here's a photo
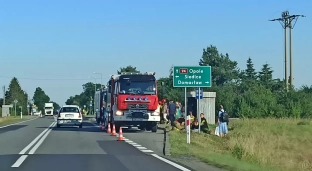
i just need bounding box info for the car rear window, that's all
[60,107,79,113]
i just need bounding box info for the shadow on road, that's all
[0,125,27,134]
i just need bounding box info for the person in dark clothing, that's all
[168,100,177,129]
[191,118,199,131]
[200,113,210,134]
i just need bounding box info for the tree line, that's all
[66,45,312,118]
[0,77,60,115]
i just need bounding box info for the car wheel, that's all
[79,124,82,128]
[57,124,60,128]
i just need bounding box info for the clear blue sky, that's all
[0,0,311,105]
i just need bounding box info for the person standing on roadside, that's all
[168,100,177,130]
[218,105,228,137]
[175,102,181,118]
[162,102,168,124]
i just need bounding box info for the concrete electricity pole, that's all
[269,11,305,91]
[2,86,5,105]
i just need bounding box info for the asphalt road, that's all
[0,116,191,171]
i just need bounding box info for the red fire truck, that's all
[107,72,160,132]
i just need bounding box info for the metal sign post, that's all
[89,103,92,115]
[184,87,187,130]
[196,88,203,133]
[27,104,30,115]
[13,99,18,116]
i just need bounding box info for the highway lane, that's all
[0,116,54,170]
[0,118,190,171]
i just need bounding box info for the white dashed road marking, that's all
[136,146,147,150]
[132,144,142,147]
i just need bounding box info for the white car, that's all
[57,105,83,128]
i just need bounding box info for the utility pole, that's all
[2,86,5,105]
[269,11,305,91]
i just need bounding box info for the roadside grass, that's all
[169,118,312,171]
[0,116,34,127]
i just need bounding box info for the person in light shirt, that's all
[218,105,228,137]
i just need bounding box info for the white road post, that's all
[20,106,23,119]
[186,115,190,144]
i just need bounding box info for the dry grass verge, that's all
[0,116,33,126]
[169,118,312,171]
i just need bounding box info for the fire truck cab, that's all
[108,72,160,132]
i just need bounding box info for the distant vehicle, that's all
[57,105,83,128]
[44,103,54,116]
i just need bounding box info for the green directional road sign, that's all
[173,66,212,87]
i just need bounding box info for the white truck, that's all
[44,103,54,116]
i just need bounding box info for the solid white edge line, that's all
[11,155,28,168]
[28,122,56,154]
[151,154,191,171]
[0,117,38,129]
[18,122,55,154]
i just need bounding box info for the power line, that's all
[0,75,94,81]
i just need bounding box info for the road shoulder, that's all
[0,116,38,128]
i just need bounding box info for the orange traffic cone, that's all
[107,123,111,133]
[111,124,116,136]
[118,127,124,141]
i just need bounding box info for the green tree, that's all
[244,57,257,80]
[33,87,50,112]
[117,65,140,74]
[5,77,28,115]
[65,95,80,106]
[258,63,273,88]
[64,82,101,109]
[199,45,240,86]
[51,101,60,110]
